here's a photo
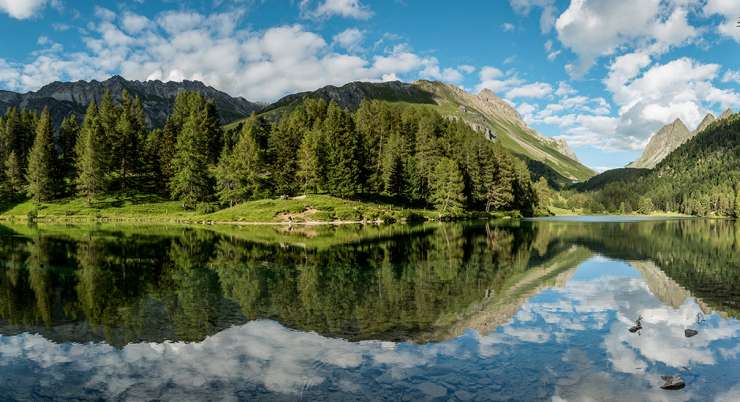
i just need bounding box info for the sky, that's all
[0,0,738,170]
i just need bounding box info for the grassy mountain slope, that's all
[226,80,595,185]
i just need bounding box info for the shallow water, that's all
[0,218,738,401]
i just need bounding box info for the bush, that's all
[196,202,219,214]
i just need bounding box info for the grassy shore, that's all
[0,194,515,224]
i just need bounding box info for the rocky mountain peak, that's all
[627,118,691,169]
[719,108,733,119]
[694,113,716,134]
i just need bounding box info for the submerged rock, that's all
[629,325,642,333]
[660,376,685,390]
[685,329,698,338]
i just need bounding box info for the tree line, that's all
[0,90,541,215]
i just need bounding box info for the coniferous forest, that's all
[0,90,541,217]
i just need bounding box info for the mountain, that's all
[627,110,734,169]
[239,80,594,184]
[574,112,739,217]
[627,118,692,169]
[0,76,261,128]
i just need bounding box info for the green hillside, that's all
[226,80,595,186]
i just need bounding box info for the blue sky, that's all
[0,0,739,170]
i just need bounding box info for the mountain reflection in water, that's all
[0,218,737,401]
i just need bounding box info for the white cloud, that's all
[505,82,552,99]
[0,0,47,19]
[509,0,557,33]
[458,64,476,74]
[501,23,515,32]
[332,28,364,52]
[722,70,740,84]
[301,0,373,20]
[704,0,740,42]
[555,0,699,77]
[0,10,461,102]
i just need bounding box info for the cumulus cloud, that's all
[722,70,740,85]
[301,0,373,20]
[0,0,48,19]
[501,22,515,32]
[555,0,699,77]
[704,0,740,42]
[0,10,457,102]
[505,82,552,99]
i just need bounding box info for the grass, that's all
[0,194,502,224]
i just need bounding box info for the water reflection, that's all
[0,219,738,400]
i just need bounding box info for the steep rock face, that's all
[0,76,261,127]
[694,113,716,135]
[628,118,692,169]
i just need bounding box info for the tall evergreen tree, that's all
[382,131,407,198]
[4,151,23,196]
[57,115,80,194]
[297,128,324,194]
[324,102,361,197]
[430,157,465,216]
[75,102,106,204]
[214,122,262,206]
[170,110,211,208]
[26,108,55,203]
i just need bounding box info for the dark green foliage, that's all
[170,110,212,209]
[26,108,56,202]
[215,121,263,206]
[75,102,106,204]
[0,90,540,216]
[430,158,465,216]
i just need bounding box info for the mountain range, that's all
[0,76,261,128]
[627,109,733,169]
[0,76,593,184]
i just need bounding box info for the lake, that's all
[0,217,738,401]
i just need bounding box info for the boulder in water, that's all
[685,329,698,338]
[660,376,685,390]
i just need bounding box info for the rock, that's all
[684,329,698,338]
[660,376,685,390]
[629,325,642,333]
[416,382,447,399]
[454,390,473,401]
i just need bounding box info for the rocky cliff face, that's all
[0,76,261,128]
[628,118,692,169]
[628,109,734,169]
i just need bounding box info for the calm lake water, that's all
[0,218,738,401]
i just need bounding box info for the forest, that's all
[559,113,740,218]
[0,90,542,217]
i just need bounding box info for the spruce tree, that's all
[382,131,406,198]
[57,115,80,194]
[26,108,55,203]
[430,158,465,216]
[297,129,324,194]
[75,102,106,205]
[4,151,23,196]
[170,110,211,209]
[215,122,262,206]
[734,182,740,219]
[324,102,361,197]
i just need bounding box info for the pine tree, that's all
[215,122,262,206]
[382,131,406,198]
[26,108,55,203]
[170,110,211,209]
[734,182,740,219]
[430,158,465,216]
[324,102,361,197]
[297,129,324,194]
[57,115,80,194]
[113,91,138,191]
[75,102,106,205]
[4,151,23,196]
